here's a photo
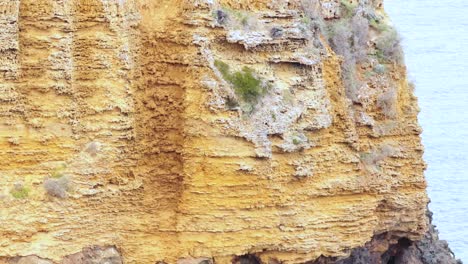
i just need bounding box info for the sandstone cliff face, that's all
[0,0,445,263]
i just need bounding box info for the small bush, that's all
[214,60,230,77]
[301,0,321,20]
[8,137,19,145]
[327,16,369,61]
[10,183,29,199]
[270,27,284,38]
[44,176,71,198]
[214,60,265,104]
[377,88,398,119]
[342,64,360,102]
[220,8,259,31]
[327,20,359,100]
[351,16,369,63]
[373,64,386,74]
[328,21,352,58]
[340,0,358,18]
[292,138,300,145]
[230,68,263,102]
[327,15,369,102]
[375,29,403,63]
[225,96,239,110]
[216,9,228,25]
[300,0,325,35]
[369,18,388,32]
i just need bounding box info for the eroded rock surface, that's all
[309,211,462,264]
[0,0,458,263]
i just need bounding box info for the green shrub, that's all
[10,184,29,199]
[214,60,230,77]
[292,138,300,145]
[340,0,358,18]
[214,60,265,104]
[271,112,277,121]
[369,18,388,32]
[229,67,262,102]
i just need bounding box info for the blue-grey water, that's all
[386,1,468,261]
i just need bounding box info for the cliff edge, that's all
[0,0,461,263]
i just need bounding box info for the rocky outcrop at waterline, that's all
[311,210,461,264]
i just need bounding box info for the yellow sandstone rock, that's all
[0,0,429,263]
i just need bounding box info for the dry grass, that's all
[301,0,321,20]
[217,8,261,31]
[44,176,71,198]
[351,16,369,63]
[300,0,325,35]
[375,29,403,63]
[326,14,369,102]
[377,88,398,119]
[361,145,397,172]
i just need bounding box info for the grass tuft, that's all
[51,163,67,178]
[10,184,29,199]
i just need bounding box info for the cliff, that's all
[0,0,460,263]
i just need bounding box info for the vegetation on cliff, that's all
[214,60,266,106]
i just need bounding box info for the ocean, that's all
[385,0,468,261]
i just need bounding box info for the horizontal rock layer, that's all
[0,0,445,263]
